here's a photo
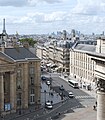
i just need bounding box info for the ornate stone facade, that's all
[0,48,41,115]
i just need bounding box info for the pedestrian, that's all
[58,112,61,115]
[51,92,53,96]
[93,105,96,110]
[96,101,97,107]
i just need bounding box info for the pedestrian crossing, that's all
[75,95,95,99]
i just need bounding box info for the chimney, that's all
[23,42,29,49]
[13,43,20,52]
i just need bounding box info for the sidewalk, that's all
[0,80,63,120]
[59,75,97,120]
[61,106,97,120]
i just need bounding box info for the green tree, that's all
[19,38,37,47]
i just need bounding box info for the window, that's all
[30,95,35,104]
[17,93,21,106]
[31,77,34,85]
[17,69,21,77]
[17,80,21,89]
[31,88,34,94]
[30,67,34,74]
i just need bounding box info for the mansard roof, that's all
[74,44,96,52]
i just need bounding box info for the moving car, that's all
[46,80,51,85]
[68,92,74,98]
[45,101,53,109]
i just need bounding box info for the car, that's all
[41,76,46,81]
[59,85,64,90]
[46,80,51,85]
[45,101,53,109]
[68,92,74,98]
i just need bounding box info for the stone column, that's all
[0,73,4,112]
[97,78,105,120]
[10,71,16,112]
[34,61,41,105]
[23,63,28,108]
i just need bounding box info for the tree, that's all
[19,38,37,47]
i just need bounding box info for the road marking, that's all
[75,96,94,99]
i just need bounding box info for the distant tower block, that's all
[63,30,67,40]
[102,31,104,36]
[71,29,75,38]
[2,18,6,35]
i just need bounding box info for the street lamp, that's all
[44,90,46,105]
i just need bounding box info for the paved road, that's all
[61,106,97,120]
[52,75,96,105]
[1,72,96,120]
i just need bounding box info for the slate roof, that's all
[74,44,96,52]
[4,47,40,61]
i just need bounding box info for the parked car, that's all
[68,92,74,98]
[41,76,46,81]
[59,85,64,90]
[45,101,53,109]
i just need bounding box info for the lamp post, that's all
[44,90,46,105]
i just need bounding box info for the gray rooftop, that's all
[74,44,96,52]
[4,47,40,61]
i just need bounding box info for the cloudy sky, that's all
[0,0,105,34]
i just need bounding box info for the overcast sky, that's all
[0,0,105,34]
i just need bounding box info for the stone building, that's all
[0,46,41,115]
[69,44,96,89]
[40,39,74,74]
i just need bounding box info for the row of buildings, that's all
[36,30,105,91]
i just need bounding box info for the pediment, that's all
[0,57,14,65]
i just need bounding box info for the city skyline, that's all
[0,0,105,35]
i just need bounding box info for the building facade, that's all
[69,44,96,89]
[37,39,74,74]
[0,46,41,115]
